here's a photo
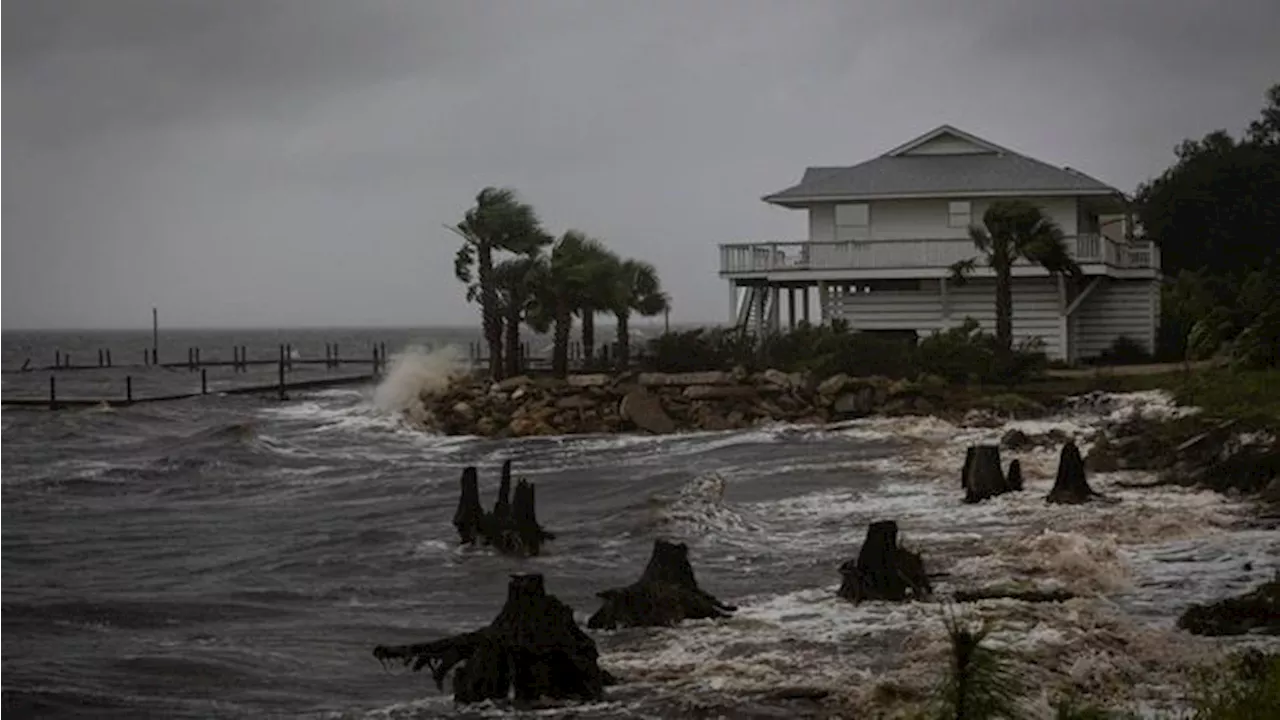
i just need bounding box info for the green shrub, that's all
[1188,649,1280,719]
[641,319,1048,384]
[1091,335,1154,366]
[640,327,754,372]
[1229,305,1280,370]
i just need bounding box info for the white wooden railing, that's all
[718,234,1159,274]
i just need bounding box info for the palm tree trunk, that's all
[994,264,1013,351]
[477,243,505,379]
[616,311,631,370]
[504,300,522,378]
[552,301,572,378]
[581,306,595,368]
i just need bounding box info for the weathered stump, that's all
[452,462,556,557]
[373,573,613,704]
[587,539,736,629]
[1006,459,1024,492]
[453,466,486,544]
[962,445,1015,503]
[838,520,932,603]
[1046,441,1105,504]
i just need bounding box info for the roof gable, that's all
[764,124,1119,205]
[884,125,1009,157]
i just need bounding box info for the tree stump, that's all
[587,539,736,630]
[373,573,613,704]
[451,462,556,557]
[1046,441,1105,504]
[453,466,486,545]
[838,520,932,603]
[962,444,1016,503]
[1006,459,1024,492]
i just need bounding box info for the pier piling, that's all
[201,369,208,395]
[49,376,57,410]
[126,376,133,404]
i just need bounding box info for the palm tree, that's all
[493,254,546,378]
[576,246,622,369]
[949,200,1082,351]
[608,258,669,369]
[527,231,607,377]
[449,187,549,379]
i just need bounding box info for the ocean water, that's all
[3,329,1279,719]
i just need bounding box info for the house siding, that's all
[1070,278,1159,359]
[805,196,1079,243]
[824,277,1065,359]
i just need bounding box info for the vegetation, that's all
[1140,85,1280,367]
[449,187,669,379]
[641,318,1047,386]
[949,200,1082,352]
[922,611,1280,720]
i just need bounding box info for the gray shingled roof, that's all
[765,133,1118,205]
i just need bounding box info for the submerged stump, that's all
[962,445,1017,503]
[1006,459,1024,492]
[587,539,736,630]
[373,573,613,704]
[1046,441,1108,504]
[838,520,932,603]
[451,461,556,557]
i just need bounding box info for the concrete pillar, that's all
[728,281,739,325]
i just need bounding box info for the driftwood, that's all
[962,445,1019,503]
[587,539,736,629]
[838,520,932,603]
[373,573,614,704]
[1046,441,1109,504]
[452,461,555,556]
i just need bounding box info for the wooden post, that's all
[788,287,797,329]
[106,349,112,367]
[126,376,133,404]
[144,349,149,366]
[194,348,200,368]
[49,376,56,410]
[286,344,293,370]
[187,347,193,370]
[278,358,286,401]
[55,350,61,368]
[98,349,104,367]
[325,343,332,368]
[66,353,71,368]
[372,346,379,373]
[332,344,338,369]
[152,307,159,366]
[201,369,208,395]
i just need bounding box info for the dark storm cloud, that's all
[4,0,1278,329]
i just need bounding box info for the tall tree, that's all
[527,231,608,377]
[493,254,547,378]
[577,247,622,369]
[1135,84,1280,279]
[949,201,1082,351]
[608,258,669,369]
[450,188,549,380]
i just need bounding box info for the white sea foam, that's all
[371,344,469,419]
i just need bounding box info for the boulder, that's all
[495,375,533,392]
[1177,579,1280,636]
[637,371,732,387]
[832,387,878,417]
[817,373,850,396]
[555,395,596,410]
[620,388,676,434]
[567,374,612,388]
[682,385,758,400]
[452,401,476,422]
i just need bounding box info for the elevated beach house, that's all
[720,125,1160,362]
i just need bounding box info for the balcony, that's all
[718,234,1159,276]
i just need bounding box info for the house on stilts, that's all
[720,124,1161,362]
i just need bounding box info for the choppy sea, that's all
[3,328,1278,718]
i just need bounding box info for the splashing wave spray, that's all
[372,345,469,421]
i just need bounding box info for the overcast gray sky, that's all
[4,0,1278,330]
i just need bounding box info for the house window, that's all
[835,203,869,241]
[948,201,972,228]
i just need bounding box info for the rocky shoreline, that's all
[407,369,1053,438]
